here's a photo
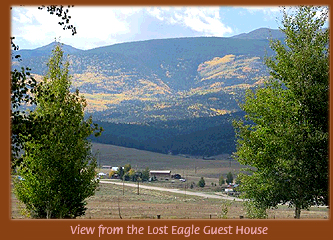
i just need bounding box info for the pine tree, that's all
[198,177,205,188]
[226,172,233,185]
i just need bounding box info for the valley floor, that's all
[11,144,329,219]
[11,181,329,220]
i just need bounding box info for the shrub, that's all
[198,177,205,188]
[219,175,225,186]
[243,200,267,219]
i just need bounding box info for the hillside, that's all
[91,142,238,176]
[90,111,245,156]
[13,33,278,123]
[231,27,285,40]
[11,29,280,156]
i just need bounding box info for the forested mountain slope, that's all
[12,28,282,156]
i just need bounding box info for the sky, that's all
[11,6,291,50]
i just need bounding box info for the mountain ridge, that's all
[12,28,279,123]
[231,27,285,39]
[11,28,281,156]
[17,27,282,51]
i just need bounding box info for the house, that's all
[102,165,112,169]
[97,172,107,179]
[224,184,241,196]
[149,170,171,180]
[111,167,120,171]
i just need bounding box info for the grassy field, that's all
[11,143,329,219]
[92,142,241,180]
[11,181,329,219]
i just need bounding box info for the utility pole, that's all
[122,176,124,195]
[135,172,142,195]
[137,180,140,195]
[96,149,100,168]
[184,171,186,202]
[184,182,186,202]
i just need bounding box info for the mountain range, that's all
[12,28,283,156]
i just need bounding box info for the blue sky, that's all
[11,6,287,50]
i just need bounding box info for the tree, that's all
[226,172,233,185]
[233,6,329,219]
[13,45,102,219]
[123,163,132,173]
[124,169,135,181]
[219,175,225,186]
[37,5,77,35]
[11,5,77,169]
[109,170,116,178]
[243,200,267,219]
[220,200,232,219]
[198,177,205,188]
[142,167,150,181]
[117,166,124,179]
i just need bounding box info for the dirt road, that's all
[100,180,243,201]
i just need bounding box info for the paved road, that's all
[100,180,243,202]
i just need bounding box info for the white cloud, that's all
[241,6,281,22]
[11,6,234,49]
[11,6,140,49]
[146,7,165,21]
[243,6,281,14]
[12,9,32,24]
[11,7,67,46]
[70,7,129,40]
[145,7,233,36]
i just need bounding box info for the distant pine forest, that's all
[90,111,246,157]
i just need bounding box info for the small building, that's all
[111,167,120,172]
[102,165,112,169]
[97,172,107,179]
[150,170,171,180]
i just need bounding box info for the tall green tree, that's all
[233,6,329,219]
[14,45,102,219]
[142,167,150,181]
[226,172,233,184]
[219,175,225,186]
[11,5,76,168]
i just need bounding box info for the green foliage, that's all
[124,168,135,181]
[123,164,132,173]
[92,111,244,156]
[219,175,225,186]
[198,177,205,188]
[226,172,233,184]
[11,5,77,168]
[117,166,124,179]
[13,45,102,219]
[10,47,37,168]
[235,178,241,185]
[109,170,116,178]
[243,200,267,219]
[233,6,329,219]
[219,200,232,219]
[142,167,150,181]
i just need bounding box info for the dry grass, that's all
[92,143,241,179]
[11,143,329,220]
[11,182,329,220]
